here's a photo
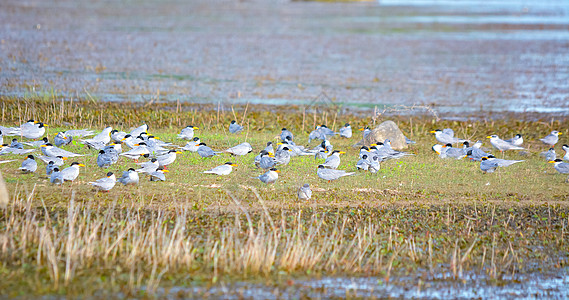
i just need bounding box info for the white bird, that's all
[224,142,252,156]
[19,155,37,173]
[64,129,95,137]
[59,162,85,182]
[38,155,67,166]
[81,127,112,149]
[203,162,237,175]
[136,158,159,174]
[563,144,569,161]
[356,155,370,171]
[430,129,467,145]
[119,143,150,161]
[504,134,523,146]
[0,145,36,155]
[317,165,355,182]
[253,168,280,184]
[229,120,243,134]
[88,172,116,191]
[197,143,220,158]
[360,126,371,139]
[540,131,562,146]
[549,159,569,174]
[22,137,49,148]
[321,150,345,169]
[118,168,139,186]
[156,150,181,168]
[20,120,47,139]
[339,123,352,138]
[40,143,83,157]
[150,169,169,181]
[130,124,149,138]
[541,148,556,162]
[487,135,524,152]
[110,130,127,143]
[54,132,73,147]
[280,128,293,142]
[50,168,64,184]
[177,126,198,140]
[297,184,312,200]
[179,137,201,152]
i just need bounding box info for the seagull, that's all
[118,168,139,185]
[203,162,237,175]
[252,168,280,184]
[360,126,371,139]
[320,150,345,169]
[504,134,523,146]
[178,126,199,140]
[179,137,201,152]
[224,142,252,156]
[339,123,352,138]
[20,120,47,139]
[297,184,312,200]
[487,135,524,152]
[150,169,169,181]
[50,168,64,184]
[88,172,116,192]
[59,162,85,183]
[280,128,293,142]
[229,120,243,134]
[540,131,562,146]
[19,155,37,173]
[130,124,148,138]
[197,143,220,158]
[136,158,159,174]
[81,127,112,149]
[317,165,355,182]
[54,132,73,147]
[430,129,467,145]
[549,159,569,174]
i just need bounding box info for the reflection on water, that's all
[0,0,568,117]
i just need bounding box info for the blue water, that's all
[1,0,568,116]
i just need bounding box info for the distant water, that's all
[0,0,568,116]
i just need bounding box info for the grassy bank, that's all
[0,96,568,297]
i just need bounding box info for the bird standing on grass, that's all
[540,131,562,146]
[88,172,116,192]
[317,165,355,182]
[59,162,85,183]
[321,150,345,169]
[297,184,312,200]
[549,159,569,174]
[178,126,199,140]
[487,135,524,152]
[203,162,237,175]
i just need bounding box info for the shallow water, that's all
[146,269,569,299]
[0,0,568,116]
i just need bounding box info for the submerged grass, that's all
[0,96,568,297]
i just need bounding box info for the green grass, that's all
[0,96,568,297]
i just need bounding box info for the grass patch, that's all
[0,96,568,296]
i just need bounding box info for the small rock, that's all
[353,120,408,150]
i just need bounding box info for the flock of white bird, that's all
[1,119,568,200]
